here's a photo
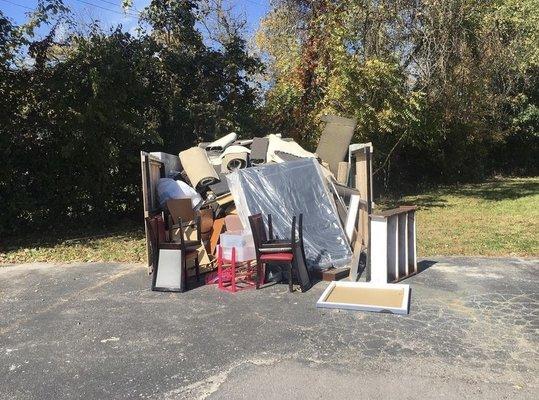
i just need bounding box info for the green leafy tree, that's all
[257,0,538,190]
[0,0,263,235]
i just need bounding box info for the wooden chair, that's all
[146,216,200,292]
[248,213,300,292]
[170,215,202,249]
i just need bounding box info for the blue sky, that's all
[0,0,269,38]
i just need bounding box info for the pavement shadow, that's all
[417,260,438,273]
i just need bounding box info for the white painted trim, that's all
[407,211,417,275]
[345,195,360,242]
[397,213,408,279]
[370,218,388,284]
[387,215,398,282]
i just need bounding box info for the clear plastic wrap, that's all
[227,159,352,270]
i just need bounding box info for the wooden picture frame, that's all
[316,281,410,315]
[152,249,185,292]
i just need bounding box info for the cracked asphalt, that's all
[0,257,537,399]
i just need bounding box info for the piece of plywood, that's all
[166,199,195,224]
[225,215,244,232]
[313,266,350,282]
[316,115,356,175]
[326,286,403,308]
[336,161,349,185]
[210,218,226,255]
[348,237,363,282]
[200,208,214,235]
[316,281,410,314]
[355,152,368,247]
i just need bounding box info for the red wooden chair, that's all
[248,213,300,292]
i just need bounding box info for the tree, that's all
[0,0,263,235]
[256,0,538,190]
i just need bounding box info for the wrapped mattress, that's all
[227,158,352,270]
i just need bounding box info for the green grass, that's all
[1,177,537,264]
[0,221,147,264]
[378,176,539,257]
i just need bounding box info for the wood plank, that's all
[376,205,418,218]
[210,218,226,255]
[355,152,368,247]
[348,236,363,281]
[345,195,360,242]
[397,213,408,279]
[407,210,417,275]
[313,266,351,281]
[370,217,388,284]
[387,215,398,282]
[336,161,349,185]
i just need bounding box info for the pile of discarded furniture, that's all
[141,115,417,314]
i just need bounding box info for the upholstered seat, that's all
[260,252,294,262]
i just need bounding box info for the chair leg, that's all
[288,263,293,292]
[195,257,200,283]
[256,261,263,289]
[182,260,188,292]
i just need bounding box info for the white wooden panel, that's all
[345,195,361,242]
[407,211,417,275]
[370,217,388,284]
[387,215,398,282]
[397,213,408,279]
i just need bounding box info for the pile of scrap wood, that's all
[140,115,375,280]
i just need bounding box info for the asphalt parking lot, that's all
[1,257,537,399]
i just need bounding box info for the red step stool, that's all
[216,246,259,293]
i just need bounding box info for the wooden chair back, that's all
[248,213,267,259]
